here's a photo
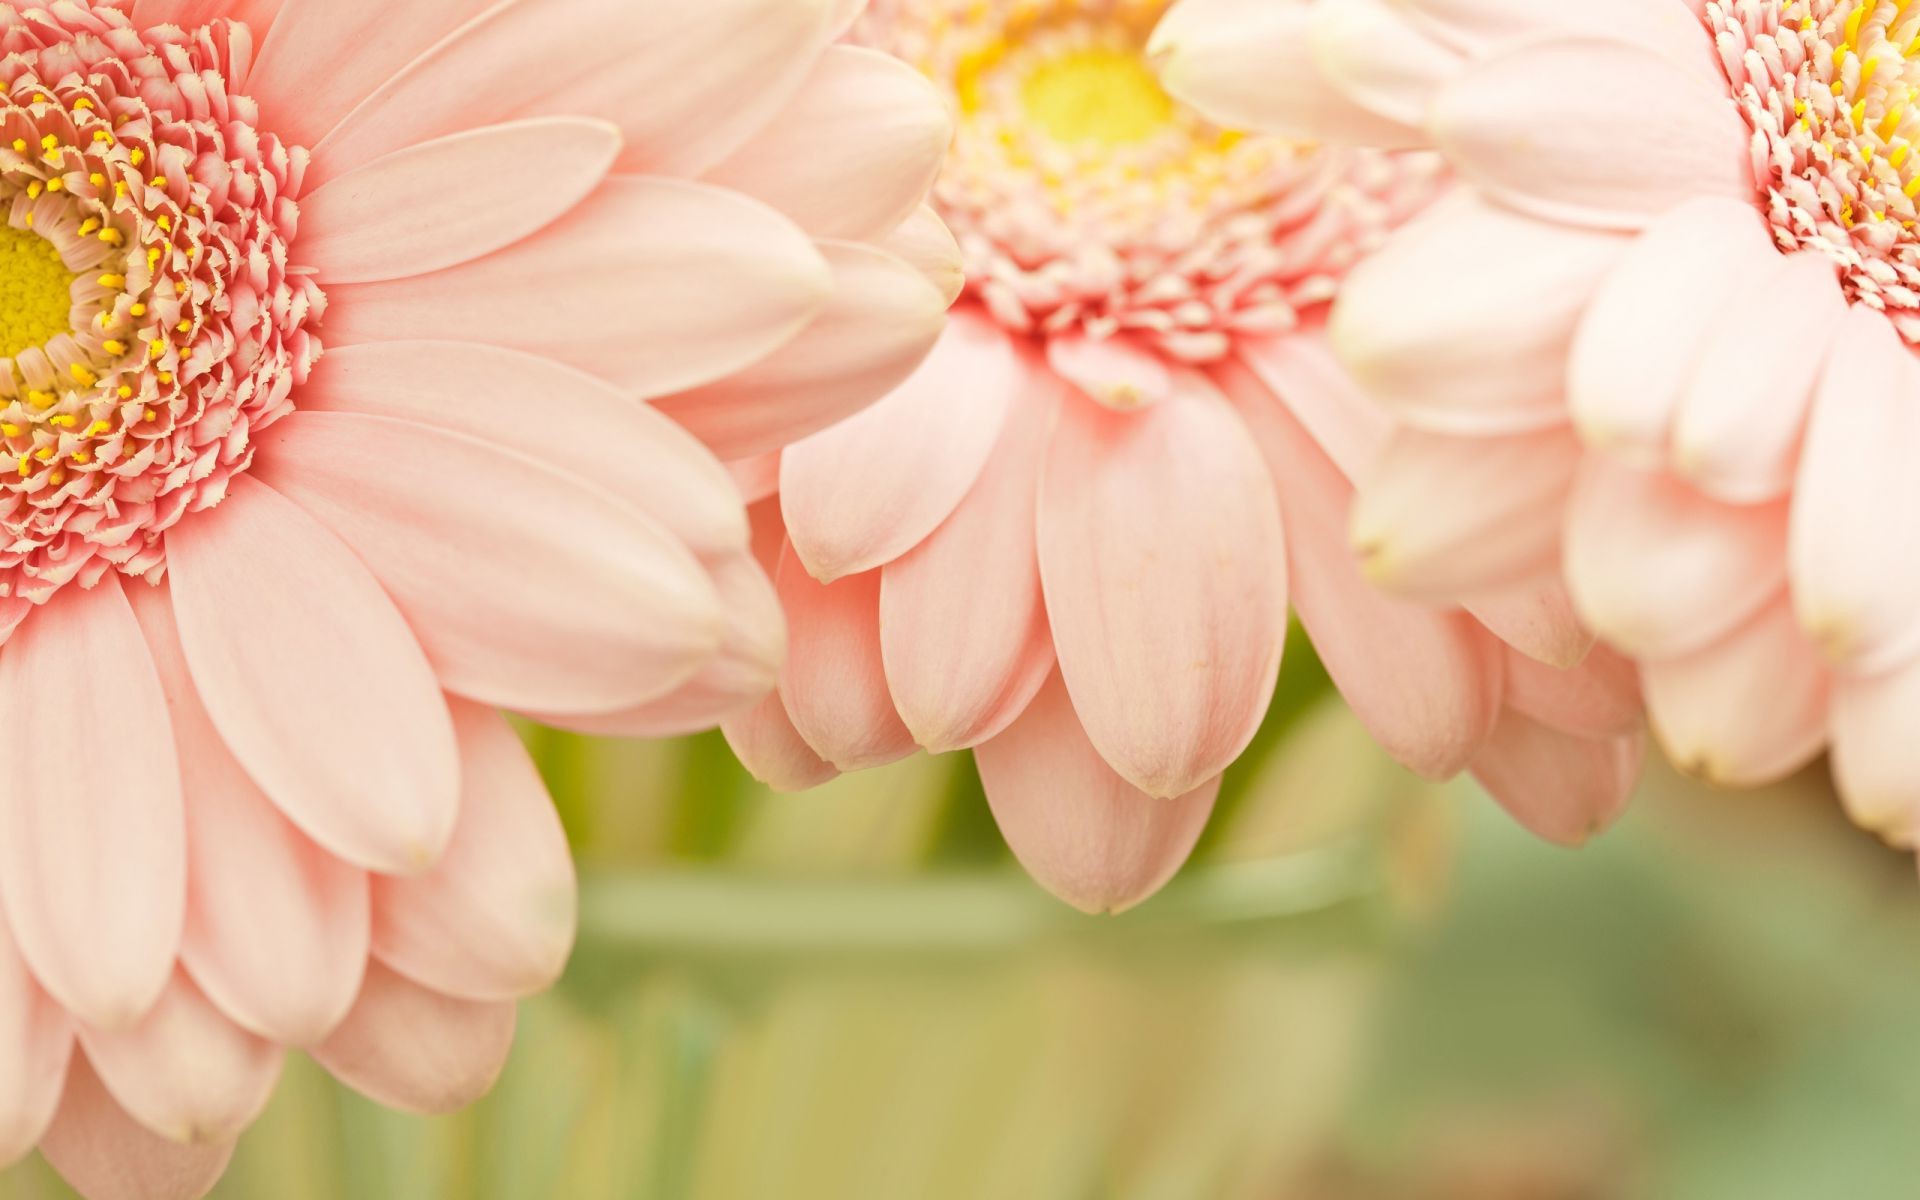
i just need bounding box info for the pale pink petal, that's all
[311,0,839,183]
[1045,333,1173,410]
[1038,377,1287,798]
[311,963,516,1116]
[723,694,841,794]
[255,412,723,717]
[1672,252,1846,502]
[1232,334,1390,483]
[658,239,951,461]
[704,46,950,241]
[0,577,182,1030]
[299,118,621,286]
[774,547,917,773]
[294,341,748,560]
[1351,425,1581,602]
[881,375,1059,753]
[1151,0,1427,147]
[244,0,494,152]
[1434,38,1751,229]
[1832,653,1920,840]
[0,918,70,1169]
[1465,583,1595,671]
[1307,0,1466,128]
[324,177,832,400]
[542,549,784,739]
[875,205,965,305]
[1502,645,1643,742]
[1397,0,1717,75]
[1568,197,1778,466]
[1471,714,1643,847]
[1331,193,1627,435]
[38,1057,234,1200]
[374,702,575,1003]
[780,312,1018,582]
[1237,378,1501,780]
[165,476,460,876]
[730,452,784,506]
[1790,307,1920,672]
[1643,593,1829,788]
[132,0,285,35]
[125,584,369,1050]
[1564,457,1786,660]
[976,673,1219,915]
[80,971,280,1147]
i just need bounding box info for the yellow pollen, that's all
[67,364,94,387]
[0,225,77,358]
[1020,46,1175,146]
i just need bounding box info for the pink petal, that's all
[373,701,577,1003]
[1568,197,1777,466]
[657,239,950,461]
[310,0,837,183]
[1232,333,1391,483]
[300,118,621,286]
[1045,333,1173,410]
[722,502,841,792]
[132,0,285,35]
[1397,0,1717,75]
[1465,583,1595,671]
[1038,376,1287,799]
[311,963,516,1116]
[0,577,182,1030]
[976,672,1219,914]
[1672,252,1845,502]
[875,205,965,305]
[542,549,785,739]
[1351,425,1581,602]
[255,412,722,717]
[1307,0,1466,128]
[780,312,1018,582]
[294,341,748,560]
[1331,193,1627,435]
[165,476,460,876]
[774,547,917,773]
[1151,0,1427,147]
[324,177,832,399]
[1564,457,1786,660]
[1471,713,1643,847]
[1643,593,1829,788]
[243,0,489,151]
[704,46,950,241]
[79,971,280,1147]
[0,918,70,1168]
[1789,307,1920,672]
[880,377,1058,753]
[723,695,841,794]
[1433,37,1752,229]
[1832,652,1920,841]
[1502,644,1643,741]
[125,584,369,1050]
[1238,378,1501,780]
[37,1057,234,1200]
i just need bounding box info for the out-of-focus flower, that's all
[0,0,950,1195]
[1152,0,1920,833]
[724,0,1645,915]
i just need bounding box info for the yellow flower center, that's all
[1020,45,1175,145]
[0,224,74,360]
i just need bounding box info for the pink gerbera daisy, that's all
[1154,0,1920,835]
[0,0,950,1194]
[723,0,1646,915]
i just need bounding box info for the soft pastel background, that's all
[5,638,1915,1200]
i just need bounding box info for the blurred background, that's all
[7,637,1919,1200]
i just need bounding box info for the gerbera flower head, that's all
[1151,0,1920,838]
[726,0,1646,915]
[0,1,951,1195]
